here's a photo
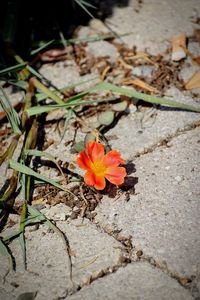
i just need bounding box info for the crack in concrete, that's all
[66,247,132,296]
[76,256,130,290]
[134,119,200,158]
[83,219,200,299]
[137,252,200,299]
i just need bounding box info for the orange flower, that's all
[77,141,127,190]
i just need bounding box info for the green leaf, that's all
[0,86,21,134]
[60,109,74,142]
[92,82,200,113]
[26,97,116,116]
[59,30,67,48]
[31,77,64,105]
[98,110,114,126]
[89,120,100,129]
[26,66,44,81]
[0,62,27,76]
[19,203,27,269]
[73,141,85,153]
[0,238,13,271]
[84,133,96,145]
[76,0,97,9]
[8,80,28,90]
[112,101,128,112]
[74,0,95,18]
[23,149,64,178]
[35,76,98,102]
[9,159,74,196]
[30,39,55,56]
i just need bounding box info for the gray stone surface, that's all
[39,60,81,89]
[86,40,119,63]
[0,218,122,300]
[68,262,193,300]
[105,107,200,161]
[39,59,100,93]
[95,127,200,282]
[107,0,200,54]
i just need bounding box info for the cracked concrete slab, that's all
[95,127,200,287]
[0,218,122,300]
[39,60,100,92]
[105,105,200,161]
[67,262,193,300]
[107,0,200,54]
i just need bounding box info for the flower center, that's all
[91,160,106,176]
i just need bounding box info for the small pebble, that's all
[175,175,184,183]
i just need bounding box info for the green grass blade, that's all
[30,40,55,56]
[0,238,13,271]
[59,30,67,48]
[92,82,200,112]
[0,62,27,76]
[79,0,97,9]
[26,97,116,116]
[9,159,74,195]
[31,77,64,105]
[60,109,74,142]
[19,203,27,269]
[8,80,28,90]
[3,231,22,242]
[26,66,44,80]
[23,149,64,178]
[3,216,42,243]
[74,0,95,18]
[0,86,22,134]
[35,76,98,102]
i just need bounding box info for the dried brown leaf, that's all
[122,78,160,94]
[185,70,200,90]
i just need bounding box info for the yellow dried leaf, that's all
[185,70,200,90]
[122,78,160,94]
[171,33,187,61]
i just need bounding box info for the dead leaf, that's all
[40,46,73,62]
[122,78,160,94]
[185,70,200,89]
[32,198,47,205]
[192,56,200,65]
[118,58,133,69]
[79,256,99,269]
[101,65,111,80]
[171,33,187,61]
[127,52,155,64]
[193,29,200,44]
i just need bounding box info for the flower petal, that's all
[86,141,104,163]
[104,150,125,167]
[77,151,91,170]
[105,166,127,186]
[84,170,96,186]
[84,171,106,190]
